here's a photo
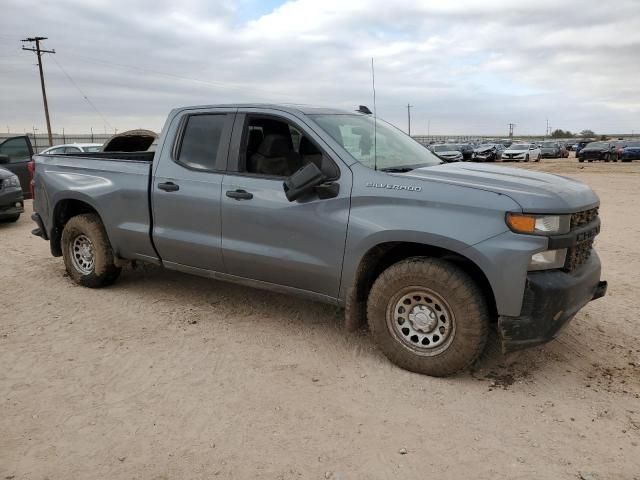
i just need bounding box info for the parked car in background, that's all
[540,141,561,158]
[621,141,640,162]
[0,166,24,222]
[578,142,618,162]
[472,143,504,162]
[101,129,158,152]
[611,141,628,160]
[454,143,474,161]
[558,143,570,158]
[574,140,592,158]
[40,143,103,155]
[430,144,463,162]
[501,143,541,162]
[0,135,34,198]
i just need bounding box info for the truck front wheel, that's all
[61,213,121,288]
[367,257,489,377]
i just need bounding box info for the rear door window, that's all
[176,114,229,171]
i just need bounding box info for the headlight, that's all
[529,248,567,271]
[5,175,20,188]
[506,213,571,235]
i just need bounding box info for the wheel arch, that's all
[343,241,498,331]
[50,197,103,257]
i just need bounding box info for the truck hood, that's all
[402,162,599,213]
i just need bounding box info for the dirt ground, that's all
[1,158,639,479]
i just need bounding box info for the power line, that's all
[21,36,55,146]
[64,52,297,100]
[50,55,113,131]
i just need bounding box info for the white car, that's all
[500,143,541,162]
[40,143,103,155]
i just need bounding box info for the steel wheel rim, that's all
[70,234,95,275]
[387,287,456,356]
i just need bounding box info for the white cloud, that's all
[1,0,639,135]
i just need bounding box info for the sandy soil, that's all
[1,158,639,479]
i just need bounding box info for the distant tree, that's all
[551,129,574,138]
[579,129,596,138]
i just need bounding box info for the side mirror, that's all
[0,154,9,164]
[283,162,325,202]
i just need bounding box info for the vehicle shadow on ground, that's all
[110,263,555,384]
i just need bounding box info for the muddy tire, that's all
[367,257,489,377]
[61,213,121,288]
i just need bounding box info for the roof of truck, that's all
[174,104,363,116]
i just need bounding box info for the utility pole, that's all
[508,123,515,139]
[407,103,413,136]
[545,118,549,137]
[21,37,55,146]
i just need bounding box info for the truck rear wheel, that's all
[61,213,121,288]
[367,257,488,377]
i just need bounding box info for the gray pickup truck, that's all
[31,104,607,376]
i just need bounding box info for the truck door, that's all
[151,109,236,271]
[0,135,34,198]
[220,110,352,299]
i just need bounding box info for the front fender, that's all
[339,172,521,302]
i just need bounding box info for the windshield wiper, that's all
[380,166,417,173]
[380,162,441,173]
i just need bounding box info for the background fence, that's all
[0,133,114,154]
[3,132,636,155]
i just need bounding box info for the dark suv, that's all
[0,135,34,198]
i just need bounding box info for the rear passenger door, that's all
[0,136,33,197]
[151,108,236,271]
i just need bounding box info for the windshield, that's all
[83,146,101,152]
[626,141,640,147]
[311,114,442,170]
[542,142,557,147]
[509,144,530,150]
[587,142,609,148]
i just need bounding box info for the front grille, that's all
[570,207,598,228]
[564,207,599,271]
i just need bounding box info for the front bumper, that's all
[498,253,606,352]
[581,151,607,161]
[473,152,497,161]
[0,189,24,218]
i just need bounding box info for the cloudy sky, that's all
[1,0,639,136]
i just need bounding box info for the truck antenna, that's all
[371,57,378,171]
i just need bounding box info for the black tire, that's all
[367,257,489,377]
[524,155,530,162]
[578,158,584,163]
[61,213,121,288]
[604,154,610,162]
[0,214,20,223]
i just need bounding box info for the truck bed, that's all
[55,151,155,162]
[33,152,158,263]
